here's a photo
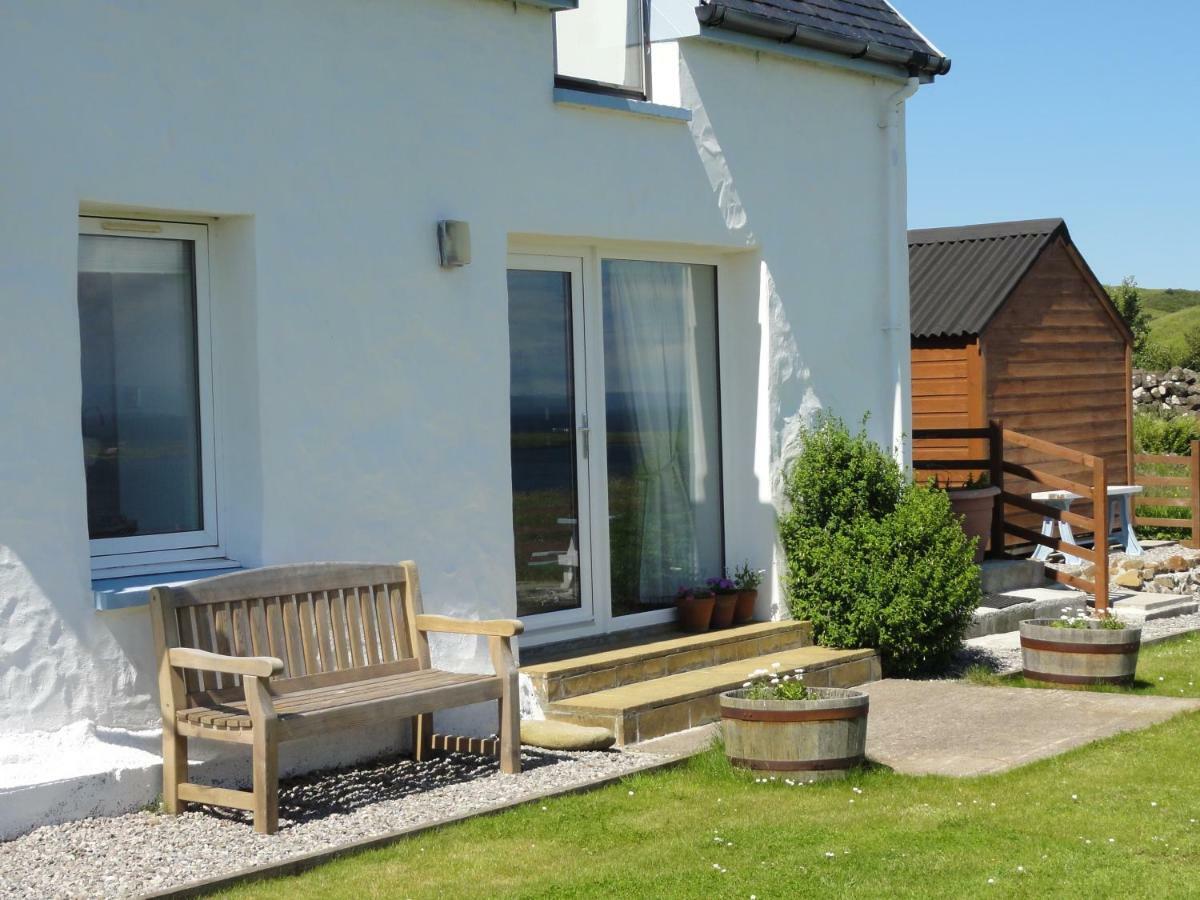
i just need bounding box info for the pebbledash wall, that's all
[0,0,915,817]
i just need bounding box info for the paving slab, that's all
[862,679,1200,777]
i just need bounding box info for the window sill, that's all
[552,88,691,124]
[93,564,244,612]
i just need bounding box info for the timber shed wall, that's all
[982,236,1131,489]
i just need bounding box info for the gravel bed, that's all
[0,746,670,899]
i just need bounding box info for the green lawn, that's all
[968,632,1200,697]
[221,636,1200,899]
[1147,305,1200,359]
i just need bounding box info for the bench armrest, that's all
[415,614,524,638]
[167,647,284,679]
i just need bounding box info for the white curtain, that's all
[605,260,705,601]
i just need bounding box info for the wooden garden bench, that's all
[149,561,523,834]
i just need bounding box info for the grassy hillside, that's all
[1148,304,1200,358]
[1139,287,1200,320]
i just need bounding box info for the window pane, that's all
[508,269,584,619]
[555,0,644,94]
[603,261,723,616]
[78,234,203,540]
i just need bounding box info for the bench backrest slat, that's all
[151,562,420,705]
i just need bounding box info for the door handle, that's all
[578,414,590,458]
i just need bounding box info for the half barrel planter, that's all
[720,687,869,780]
[1019,619,1142,686]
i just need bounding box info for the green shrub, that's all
[1133,410,1200,455]
[779,415,981,677]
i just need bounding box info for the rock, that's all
[1165,555,1188,572]
[1154,574,1177,590]
[1169,366,1184,382]
[1118,558,1143,573]
[1188,369,1199,385]
[1132,386,1146,400]
[520,719,615,751]
[1115,570,1144,588]
[1142,565,1159,579]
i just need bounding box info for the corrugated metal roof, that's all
[696,0,949,76]
[908,219,1066,338]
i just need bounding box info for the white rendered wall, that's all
[0,0,911,767]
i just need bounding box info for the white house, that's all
[0,0,948,836]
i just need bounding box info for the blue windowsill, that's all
[93,566,245,612]
[552,87,692,124]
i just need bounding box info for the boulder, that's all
[1165,554,1189,572]
[1118,558,1143,573]
[1154,574,1177,590]
[1115,570,1144,588]
[520,719,616,751]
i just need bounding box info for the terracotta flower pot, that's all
[948,485,1000,563]
[677,594,715,633]
[711,593,738,629]
[734,589,758,624]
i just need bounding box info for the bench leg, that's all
[162,728,188,814]
[252,727,280,834]
[412,713,433,762]
[498,673,521,775]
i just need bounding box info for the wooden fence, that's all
[1133,440,1200,548]
[913,421,1110,612]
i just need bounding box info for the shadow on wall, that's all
[679,46,901,616]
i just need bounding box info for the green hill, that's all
[1148,304,1200,358]
[1139,287,1200,320]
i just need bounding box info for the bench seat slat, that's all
[176,668,498,732]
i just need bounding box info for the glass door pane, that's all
[508,265,590,622]
[602,261,723,617]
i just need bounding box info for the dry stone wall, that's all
[1132,369,1200,414]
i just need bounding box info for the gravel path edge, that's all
[145,754,687,900]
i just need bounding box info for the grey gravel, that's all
[0,746,670,899]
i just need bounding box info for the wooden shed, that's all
[909,219,1134,524]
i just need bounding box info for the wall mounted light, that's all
[437,220,471,268]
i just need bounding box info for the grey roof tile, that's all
[697,0,946,69]
[908,219,1066,338]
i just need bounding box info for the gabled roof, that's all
[695,0,950,78]
[908,218,1132,344]
[909,219,1066,339]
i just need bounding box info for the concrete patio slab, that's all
[631,679,1200,779]
[862,679,1200,776]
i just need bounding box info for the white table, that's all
[1030,484,1143,562]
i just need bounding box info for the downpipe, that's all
[879,77,919,471]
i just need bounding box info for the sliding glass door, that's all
[507,258,593,626]
[508,252,723,635]
[603,261,723,617]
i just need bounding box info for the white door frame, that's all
[508,253,596,635]
[509,241,728,647]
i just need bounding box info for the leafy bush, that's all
[1133,410,1200,455]
[779,416,980,677]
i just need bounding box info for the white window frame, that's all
[553,0,653,101]
[79,217,222,574]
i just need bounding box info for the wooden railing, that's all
[1133,440,1200,548]
[913,421,1110,612]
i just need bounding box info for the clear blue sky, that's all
[899,0,1200,288]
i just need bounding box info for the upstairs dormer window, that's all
[555,0,650,100]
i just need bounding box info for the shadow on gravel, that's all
[196,747,577,830]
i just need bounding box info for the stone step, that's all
[980,559,1048,594]
[970,586,1089,638]
[521,620,812,704]
[1111,591,1199,623]
[544,645,880,746]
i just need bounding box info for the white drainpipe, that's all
[879,76,920,470]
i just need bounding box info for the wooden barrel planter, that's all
[1019,619,1142,686]
[720,687,869,780]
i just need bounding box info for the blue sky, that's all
[899,0,1200,288]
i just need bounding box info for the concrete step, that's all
[970,585,1090,638]
[544,644,880,746]
[980,559,1048,594]
[1111,591,1199,623]
[521,620,812,705]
